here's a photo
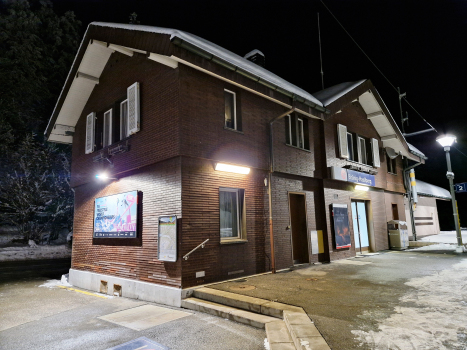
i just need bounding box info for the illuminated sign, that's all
[94,191,138,238]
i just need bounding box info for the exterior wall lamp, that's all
[355,185,369,191]
[214,163,250,175]
[95,173,117,180]
[436,134,464,252]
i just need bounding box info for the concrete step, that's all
[283,310,331,350]
[181,297,277,329]
[192,287,302,318]
[266,320,295,350]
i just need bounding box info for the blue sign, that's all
[455,182,467,193]
[347,170,375,187]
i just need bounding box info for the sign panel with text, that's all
[94,191,138,238]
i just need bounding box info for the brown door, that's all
[392,204,399,220]
[289,193,309,264]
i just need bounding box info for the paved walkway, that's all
[209,250,467,350]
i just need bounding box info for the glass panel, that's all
[103,111,111,147]
[220,190,238,238]
[357,202,369,247]
[347,133,354,161]
[359,138,367,164]
[297,118,304,149]
[351,202,360,249]
[224,91,235,129]
[121,101,128,140]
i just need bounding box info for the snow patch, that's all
[0,245,71,261]
[263,338,270,350]
[410,243,457,251]
[352,259,467,349]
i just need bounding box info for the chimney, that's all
[244,49,265,68]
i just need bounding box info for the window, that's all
[358,136,367,165]
[224,89,237,130]
[286,114,309,150]
[103,109,112,148]
[347,132,355,161]
[387,154,397,174]
[219,188,245,241]
[120,100,128,140]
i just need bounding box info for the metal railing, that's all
[183,239,209,260]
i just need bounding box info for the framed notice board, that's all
[158,216,177,262]
[332,203,351,250]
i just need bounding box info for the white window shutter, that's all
[337,124,349,159]
[127,82,140,135]
[85,112,95,154]
[371,138,380,167]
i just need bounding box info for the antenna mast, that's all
[318,13,324,90]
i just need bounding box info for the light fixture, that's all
[355,185,369,191]
[215,163,250,174]
[95,173,116,180]
[436,134,456,148]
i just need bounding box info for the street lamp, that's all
[436,134,464,252]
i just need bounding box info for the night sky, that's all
[52,0,467,229]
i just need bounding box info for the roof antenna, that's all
[318,13,324,90]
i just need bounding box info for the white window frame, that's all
[103,109,112,148]
[219,188,242,241]
[347,132,354,161]
[287,115,292,145]
[224,89,237,130]
[297,117,304,149]
[120,99,128,140]
[358,136,367,164]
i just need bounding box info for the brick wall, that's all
[71,52,180,188]
[323,180,389,261]
[180,156,268,288]
[72,158,182,288]
[323,101,405,193]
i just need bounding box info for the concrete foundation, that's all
[68,268,182,307]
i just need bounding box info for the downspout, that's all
[268,107,295,273]
[404,160,423,241]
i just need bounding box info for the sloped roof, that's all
[92,22,323,107]
[46,22,325,143]
[313,80,366,106]
[313,80,422,162]
[417,179,451,200]
[407,142,427,159]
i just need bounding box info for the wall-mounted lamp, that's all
[95,173,116,180]
[215,163,250,175]
[355,185,369,191]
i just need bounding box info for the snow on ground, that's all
[0,244,71,261]
[352,259,467,349]
[419,230,467,243]
[411,243,458,251]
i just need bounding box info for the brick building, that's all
[45,23,424,306]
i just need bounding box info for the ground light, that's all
[214,163,250,174]
[355,185,369,191]
[436,134,464,252]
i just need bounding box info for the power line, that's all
[320,0,467,159]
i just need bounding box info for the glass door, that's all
[351,201,370,252]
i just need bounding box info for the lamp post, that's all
[436,134,464,252]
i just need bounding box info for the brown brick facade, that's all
[67,29,413,291]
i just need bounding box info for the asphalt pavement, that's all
[0,263,265,350]
[210,249,467,350]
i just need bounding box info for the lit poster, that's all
[158,216,177,262]
[332,203,351,249]
[94,191,138,238]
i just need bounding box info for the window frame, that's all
[347,132,354,161]
[103,109,112,148]
[224,89,237,130]
[358,136,367,164]
[386,154,397,174]
[286,114,309,150]
[219,187,245,242]
[120,99,128,140]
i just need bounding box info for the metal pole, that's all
[444,147,463,249]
